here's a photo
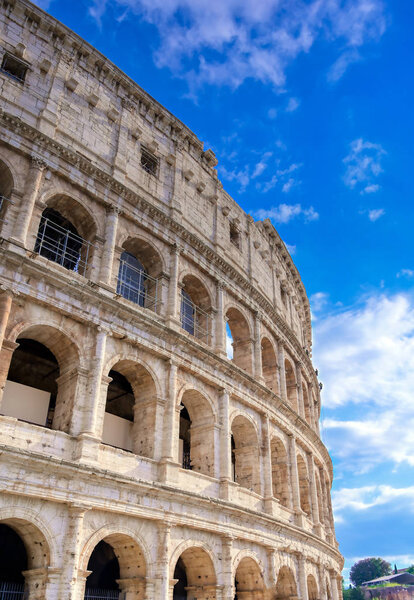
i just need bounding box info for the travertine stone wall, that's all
[0,1,342,598]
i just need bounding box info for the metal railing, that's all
[84,589,120,600]
[180,294,210,342]
[0,582,25,599]
[117,258,159,310]
[182,449,192,470]
[34,216,93,277]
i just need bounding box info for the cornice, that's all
[0,108,318,388]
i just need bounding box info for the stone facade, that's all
[0,0,343,598]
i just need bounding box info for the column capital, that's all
[30,154,48,170]
[170,242,184,255]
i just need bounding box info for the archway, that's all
[234,556,264,599]
[297,455,311,517]
[307,574,319,600]
[261,337,278,392]
[231,415,260,494]
[270,437,290,508]
[173,546,217,600]
[103,360,158,458]
[179,389,215,476]
[226,308,252,374]
[3,325,79,433]
[303,383,312,426]
[180,275,212,343]
[116,238,163,311]
[284,359,298,412]
[275,566,298,600]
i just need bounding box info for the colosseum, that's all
[0,1,343,598]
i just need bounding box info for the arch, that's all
[116,236,164,310]
[171,543,217,600]
[39,192,98,241]
[297,454,311,517]
[231,414,261,494]
[226,306,252,374]
[284,358,298,412]
[302,382,312,426]
[261,337,279,392]
[81,529,147,598]
[234,555,265,599]
[270,436,290,508]
[307,574,319,600]
[0,516,51,570]
[103,358,159,458]
[179,388,216,476]
[275,566,298,600]
[34,195,97,277]
[3,323,80,433]
[180,274,212,343]
[314,469,324,525]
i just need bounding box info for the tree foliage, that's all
[407,565,414,575]
[349,558,391,586]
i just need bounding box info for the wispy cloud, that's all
[397,269,414,279]
[332,485,414,520]
[88,0,387,91]
[255,203,319,224]
[343,138,386,194]
[314,292,414,472]
[310,291,329,314]
[368,208,385,221]
[286,97,300,112]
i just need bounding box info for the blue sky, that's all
[34,0,414,581]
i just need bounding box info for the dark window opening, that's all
[179,405,192,470]
[140,147,158,176]
[86,540,120,593]
[173,558,188,600]
[0,524,27,586]
[180,289,195,336]
[5,338,59,428]
[105,370,134,422]
[230,223,241,249]
[1,53,28,83]
[34,208,88,274]
[117,251,147,307]
[231,435,236,482]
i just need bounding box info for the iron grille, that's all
[117,258,159,310]
[140,148,158,176]
[0,582,25,600]
[180,294,210,342]
[34,216,93,276]
[84,589,120,600]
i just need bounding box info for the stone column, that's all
[296,365,305,419]
[23,568,49,600]
[58,505,87,599]
[156,522,172,600]
[266,547,277,593]
[297,555,308,600]
[160,361,179,482]
[318,563,327,600]
[330,572,340,600]
[166,244,181,327]
[278,342,287,402]
[261,413,274,513]
[253,311,264,382]
[288,435,303,526]
[0,290,13,409]
[117,577,146,599]
[221,536,234,600]
[219,388,232,499]
[83,327,109,437]
[98,206,120,287]
[11,155,46,247]
[215,281,227,357]
[307,453,320,529]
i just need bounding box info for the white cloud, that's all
[327,48,360,82]
[89,0,387,90]
[252,152,273,178]
[255,203,319,224]
[285,243,296,255]
[286,97,300,112]
[332,485,414,514]
[343,138,386,193]
[267,108,278,120]
[397,269,414,279]
[368,208,385,221]
[314,292,414,470]
[310,291,329,313]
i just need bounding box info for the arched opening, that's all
[173,546,216,600]
[297,455,311,517]
[270,437,290,508]
[303,382,312,426]
[275,566,298,600]
[0,518,51,598]
[226,308,252,374]
[180,275,212,343]
[0,159,13,225]
[261,337,278,392]
[284,359,298,412]
[315,470,324,526]
[34,196,96,277]
[307,574,319,600]
[234,557,264,599]
[231,415,260,494]
[116,238,163,311]
[2,326,79,433]
[179,389,215,477]
[85,533,146,599]
[103,361,158,458]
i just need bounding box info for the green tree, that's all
[407,565,414,574]
[349,558,391,587]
